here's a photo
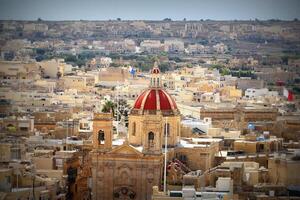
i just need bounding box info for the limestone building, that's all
[91,64,183,199]
[90,112,163,200]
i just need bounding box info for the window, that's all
[98,130,105,145]
[20,127,28,131]
[11,148,21,160]
[132,122,136,136]
[148,132,154,147]
[164,123,170,136]
[5,176,10,184]
[148,132,154,140]
[259,144,264,151]
[179,154,187,163]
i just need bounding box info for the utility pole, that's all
[116,81,119,136]
[66,120,68,150]
[163,117,168,194]
[31,164,36,200]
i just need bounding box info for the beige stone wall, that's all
[180,126,195,138]
[128,115,145,145]
[99,69,129,82]
[247,171,259,186]
[62,76,87,91]
[0,143,11,162]
[268,158,300,186]
[32,157,54,170]
[174,143,219,171]
[234,141,257,153]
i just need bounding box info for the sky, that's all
[0,0,299,21]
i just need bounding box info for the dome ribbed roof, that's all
[133,88,177,111]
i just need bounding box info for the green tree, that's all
[163,18,172,21]
[65,55,77,63]
[7,125,16,132]
[159,62,171,72]
[281,56,289,65]
[102,101,115,114]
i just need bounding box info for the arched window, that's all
[164,123,170,136]
[157,78,160,86]
[132,122,136,136]
[148,132,154,147]
[98,130,105,145]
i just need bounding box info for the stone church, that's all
[91,64,181,200]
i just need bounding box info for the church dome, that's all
[131,62,179,115]
[132,88,178,115]
[134,88,177,110]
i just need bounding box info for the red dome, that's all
[133,88,177,112]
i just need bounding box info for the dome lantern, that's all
[150,62,161,88]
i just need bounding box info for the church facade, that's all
[91,64,181,200]
[91,113,163,200]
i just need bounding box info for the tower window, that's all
[98,130,105,145]
[132,122,136,136]
[148,132,154,140]
[164,123,170,136]
[148,132,154,147]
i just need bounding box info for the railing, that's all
[173,158,191,173]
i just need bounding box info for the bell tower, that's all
[150,61,162,88]
[92,112,113,151]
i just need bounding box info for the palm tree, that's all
[101,101,115,114]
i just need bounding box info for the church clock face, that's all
[113,187,136,200]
